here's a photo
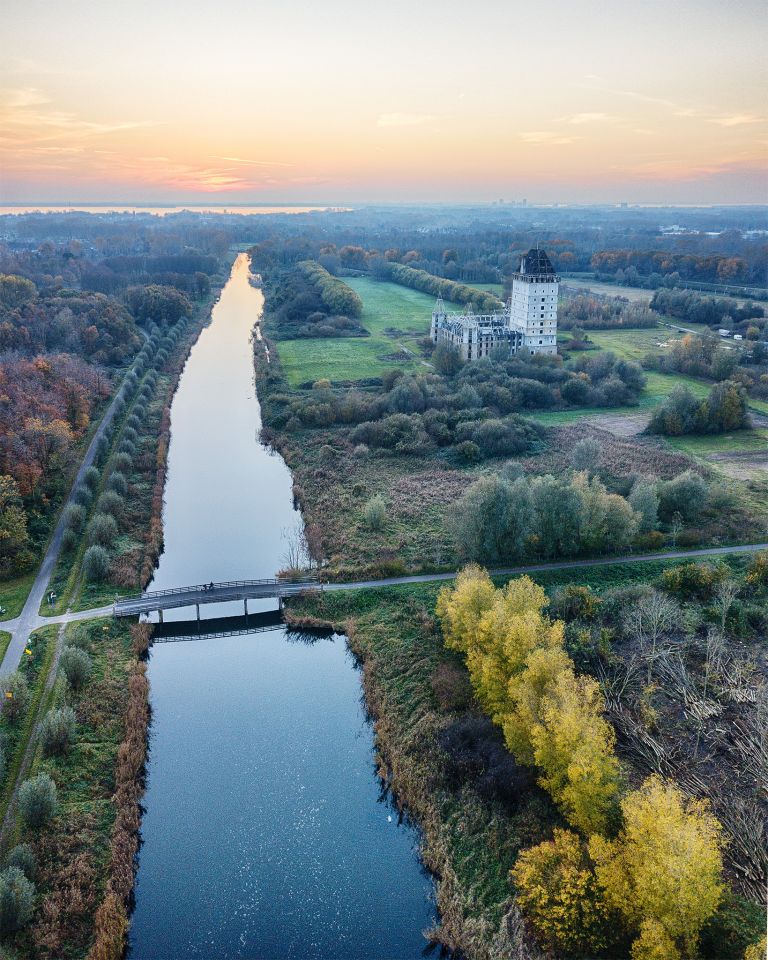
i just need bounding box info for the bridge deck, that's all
[113,578,320,616]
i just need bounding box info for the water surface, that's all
[128,254,435,959]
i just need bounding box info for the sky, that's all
[1,0,767,205]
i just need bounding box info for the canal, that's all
[128,254,436,958]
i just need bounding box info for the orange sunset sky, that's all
[2,0,767,204]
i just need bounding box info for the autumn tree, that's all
[0,475,33,577]
[512,829,613,955]
[589,775,724,960]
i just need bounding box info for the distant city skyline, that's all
[2,0,766,204]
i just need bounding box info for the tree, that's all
[0,866,35,937]
[60,646,92,689]
[83,544,110,582]
[40,705,76,755]
[433,342,463,376]
[531,668,622,834]
[0,672,30,721]
[88,512,118,548]
[658,470,708,522]
[106,471,128,495]
[571,436,601,474]
[18,773,58,827]
[590,775,724,960]
[4,845,35,882]
[623,590,681,680]
[0,475,33,577]
[512,829,613,955]
[629,479,659,533]
[436,564,496,655]
[124,284,192,326]
[0,274,36,309]
[363,494,386,530]
[450,475,534,564]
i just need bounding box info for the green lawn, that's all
[665,428,768,458]
[275,278,442,385]
[0,572,36,620]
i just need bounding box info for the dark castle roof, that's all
[519,248,557,278]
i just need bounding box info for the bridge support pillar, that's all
[244,599,248,622]
[158,609,163,623]
[278,595,283,612]
[196,603,200,622]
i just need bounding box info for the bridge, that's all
[113,577,321,620]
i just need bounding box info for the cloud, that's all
[561,112,616,125]
[520,131,578,145]
[214,155,294,167]
[376,113,437,128]
[709,114,765,127]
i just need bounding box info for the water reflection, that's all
[128,254,436,958]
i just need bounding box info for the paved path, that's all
[2,541,765,633]
[0,378,133,677]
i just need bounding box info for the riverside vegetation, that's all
[253,233,766,959]
[0,221,232,958]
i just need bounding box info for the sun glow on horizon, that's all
[2,0,767,204]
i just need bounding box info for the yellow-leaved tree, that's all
[532,669,622,835]
[511,828,613,955]
[435,564,495,656]
[589,775,724,960]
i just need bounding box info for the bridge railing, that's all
[120,576,321,603]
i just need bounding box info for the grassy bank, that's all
[0,574,36,621]
[1,618,149,959]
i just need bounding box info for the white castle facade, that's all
[430,247,559,361]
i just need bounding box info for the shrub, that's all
[63,502,87,532]
[40,706,76,755]
[88,512,119,548]
[18,773,58,827]
[106,471,128,495]
[83,544,110,582]
[118,439,136,457]
[456,440,480,463]
[661,562,729,600]
[125,413,142,431]
[431,662,474,712]
[658,470,708,522]
[352,444,369,458]
[4,845,35,881]
[0,673,30,721]
[629,479,660,533]
[0,866,35,936]
[60,646,92,690]
[82,465,101,491]
[111,451,133,474]
[571,436,602,473]
[121,426,138,445]
[363,495,386,530]
[0,745,5,783]
[61,527,78,553]
[550,584,602,621]
[73,484,93,508]
[97,490,125,518]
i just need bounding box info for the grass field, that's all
[275,278,440,385]
[0,572,35,621]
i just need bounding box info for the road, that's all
[2,541,765,634]
[0,376,135,677]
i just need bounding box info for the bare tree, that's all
[713,578,739,635]
[623,589,682,681]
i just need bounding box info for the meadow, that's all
[274,278,437,385]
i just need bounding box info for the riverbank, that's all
[0,258,233,958]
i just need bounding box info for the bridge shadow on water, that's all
[151,609,334,644]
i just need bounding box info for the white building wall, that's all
[510,276,558,355]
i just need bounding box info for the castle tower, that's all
[430,295,447,342]
[509,248,559,355]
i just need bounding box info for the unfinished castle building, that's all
[430,247,559,361]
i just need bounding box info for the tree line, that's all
[437,569,727,960]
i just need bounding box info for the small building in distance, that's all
[430,247,559,361]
